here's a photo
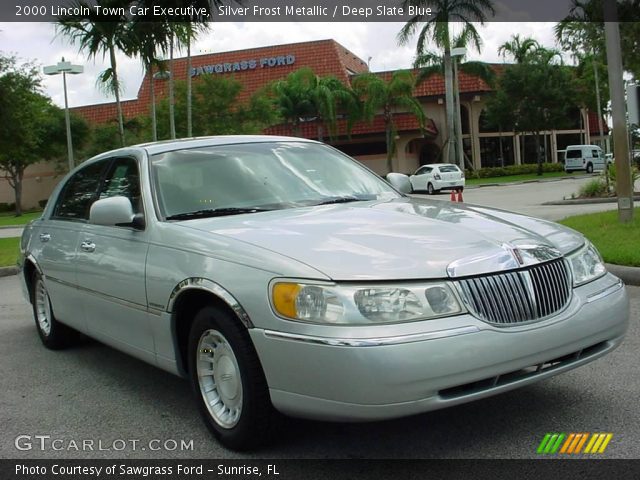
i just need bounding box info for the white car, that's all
[409,163,465,195]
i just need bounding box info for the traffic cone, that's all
[456,189,464,202]
[450,190,456,202]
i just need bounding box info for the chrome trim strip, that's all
[46,276,161,316]
[586,279,624,303]
[167,277,253,328]
[25,254,43,275]
[263,325,480,347]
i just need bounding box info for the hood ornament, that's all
[447,242,562,278]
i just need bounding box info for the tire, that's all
[31,272,78,350]
[586,163,594,174]
[188,305,275,450]
[427,183,436,195]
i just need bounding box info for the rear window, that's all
[566,150,581,159]
[439,165,460,173]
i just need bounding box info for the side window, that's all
[566,150,581,159]
[424,167,433,174]
[98,157,142,214]
[53,161,107,221]
[415,167,426,176]
[592,150,600,158]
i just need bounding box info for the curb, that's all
[544,195,640,206]
[0,225,24,230]
[0,266,18,278]
[467,174,595,190]
[606,263,640,287]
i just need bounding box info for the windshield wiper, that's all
[312,196,370,206]
[166,207,272,220]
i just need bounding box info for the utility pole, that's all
[604,0,634,222]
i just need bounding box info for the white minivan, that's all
[564,145,605,173]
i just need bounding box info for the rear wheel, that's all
[427,183,436,195]
[188,305,275,450]
[32,272,78,349]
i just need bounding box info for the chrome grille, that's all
[457,259,571,325]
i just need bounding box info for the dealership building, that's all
[1,39,607,209]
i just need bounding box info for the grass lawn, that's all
[466,171,570,186]
[0,237,20,267]
[560,208,640,267]
[0,211,42,227]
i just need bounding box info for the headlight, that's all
[271,281,464,325]
[567,242,606,286]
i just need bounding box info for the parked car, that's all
[409,163,465,194]
[564,145,606,173]
[19,137,628,450]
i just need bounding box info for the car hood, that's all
[178,197,585,281]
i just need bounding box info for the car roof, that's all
[420,163,459,168]
[136,135,319,156]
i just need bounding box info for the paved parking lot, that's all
[414,176,640,221]
[0,274,638,459]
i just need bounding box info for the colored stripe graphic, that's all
[538,433,613,454]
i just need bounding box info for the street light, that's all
[43,58,83,172]
[451,47,467,171]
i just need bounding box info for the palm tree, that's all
[397,0,495,165]
[413,26,495,168]
[497,34,540,63]
[57,0,131,146]
[270,69,316,136]
[125,21,171,141]
[308,75,360,142]
[352,71,426,173]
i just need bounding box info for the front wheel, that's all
[188,305,275,450]
[586,163,594,174]
[31,272,78,350]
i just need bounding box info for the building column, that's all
[551,131,558,163]
[514,134,521,165]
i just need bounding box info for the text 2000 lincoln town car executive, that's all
[19,137,629,450]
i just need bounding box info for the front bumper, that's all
[250,273,628,421]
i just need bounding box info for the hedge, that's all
[464,163,564,179]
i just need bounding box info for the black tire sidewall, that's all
[427,183,434,195]
[187,305,273,450]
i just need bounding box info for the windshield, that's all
[151,141,400,219]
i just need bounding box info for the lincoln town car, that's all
[19,136,629,450]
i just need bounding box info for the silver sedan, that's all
[18,136,628,450]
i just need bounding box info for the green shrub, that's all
[465,162,564,179]
[578,178,608,198]
[0,203,16,213]
[605,164,640,192]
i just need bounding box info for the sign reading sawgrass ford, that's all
[191,54,296,77]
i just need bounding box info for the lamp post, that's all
[43,58,83,172]
[451,47,467,170]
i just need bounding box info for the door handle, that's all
[80,241,96,253]
[39,233,51,243]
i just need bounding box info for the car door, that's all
[31,160,109,332]
[410,166,431,191]
[74,155,154,362]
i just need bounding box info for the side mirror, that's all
[386,173,413,194]
[90,196,144,229]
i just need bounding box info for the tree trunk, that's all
[499,126,504,167]
[110,45,125,147]
[169,34,176,139]
[535,132,543,176]
[149,67,157,142]
[187,30,193,138]
[385,113,393,174]
[13,170,24,216]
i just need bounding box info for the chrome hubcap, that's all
[35,279,52,336]
[197,329,243,429]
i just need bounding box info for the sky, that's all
[0,21,560,108]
